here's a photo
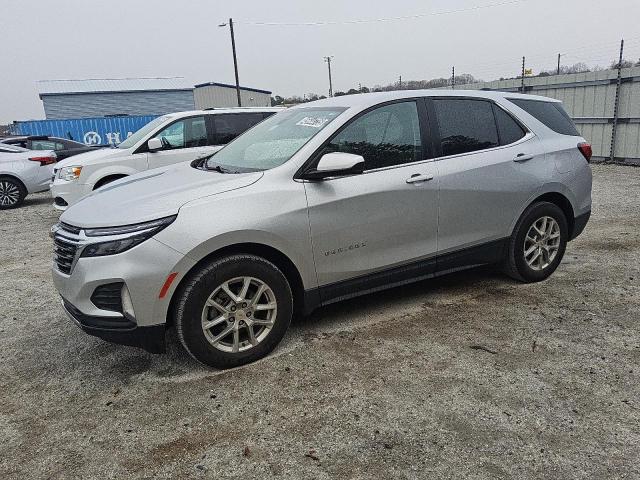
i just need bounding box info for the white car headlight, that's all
[59,166,83,181]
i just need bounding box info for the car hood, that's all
[55,147,123,168]
[60,162,263,228]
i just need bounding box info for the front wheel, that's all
[174,254,293,369]
[0,176,27,209]
[503,201,568,282]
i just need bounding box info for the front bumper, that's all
[52,236,196,352]
[62,298,166,353]
[50,179,93,211]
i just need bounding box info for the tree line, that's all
[271,59,640,106]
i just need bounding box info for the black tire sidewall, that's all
[0,177,26,210]
[513,202,568,282]
[176,255,292,369]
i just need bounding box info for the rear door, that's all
[429,97,546,268]
[146,115,212,169]
[304,99,439,298]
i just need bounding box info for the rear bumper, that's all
[570,210,591,241]
[62,298,166,353]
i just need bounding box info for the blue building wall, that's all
[12,115,158,146]
[41,90,194,119]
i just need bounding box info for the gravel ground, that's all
[0,164,638,479]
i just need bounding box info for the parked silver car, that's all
[0,143,56,209]
[51,90,592,368]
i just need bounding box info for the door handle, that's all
[406,173,434,184]
[513,153,535,163]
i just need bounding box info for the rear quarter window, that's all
[508,98,579,136]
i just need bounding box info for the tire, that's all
[503,201,568,283]
[174,254,293,369]
[0,176,27,210]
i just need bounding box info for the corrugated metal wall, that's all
[194,85,271,109]
[11,115,158,145]
[449,66,640,163]
[41,90,194,119]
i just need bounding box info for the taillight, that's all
[578,142,592,162]
[28,155,57,166]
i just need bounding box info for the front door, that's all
[304,100,439,301]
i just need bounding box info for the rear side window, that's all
[30,140,57,151]
[494,106,526,145]
[508,99,579,136]
[212,113,265,145]
[433,99,499,156]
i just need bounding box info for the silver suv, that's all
[51,90,592,368]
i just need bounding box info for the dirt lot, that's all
[0,164,638,479]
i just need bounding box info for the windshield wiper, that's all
[209,164,228,174]
[206,162,243,174]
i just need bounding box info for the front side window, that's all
[320,101,422,170]
[212,113,266,145]
[206,107,344,172]
[153,116,207,149]
[117,115,169,149]
[434,99,499,156]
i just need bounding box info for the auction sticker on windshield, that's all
[296,116,330,128]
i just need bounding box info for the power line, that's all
[235,0,526,26]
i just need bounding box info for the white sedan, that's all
[0,143,56,209]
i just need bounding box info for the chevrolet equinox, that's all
[51,90,592,369]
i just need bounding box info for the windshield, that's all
[0,143,28,153]
[117,115,170,149]
[205,107,345,172]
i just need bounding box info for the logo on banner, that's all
[83,131,102,145]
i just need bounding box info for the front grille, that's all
[91,283,124,313]
[53,223,82,274]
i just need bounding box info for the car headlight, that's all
[59,166,83,181]
[80,215,177,258]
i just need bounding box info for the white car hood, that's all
[60,162,263,228]
[56,147,124,168]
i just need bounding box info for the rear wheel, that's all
[503,202,568,282]
[0,176,27,209]
[174,254,293,369]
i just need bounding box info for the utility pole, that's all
[358,82,362,93]
[323,56,334,97]
[610,39,625,162]
[399,75,402,89]
[521,56,526,93]
[451,66,455,89]
[557,53,562,75]
[219,18,242,106]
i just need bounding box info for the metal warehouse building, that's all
[37,77,195,119]
[194,82,272,109]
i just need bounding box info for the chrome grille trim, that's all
[51,223,85,275]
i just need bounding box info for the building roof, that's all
[194,82,271,95]
[37,77,193,96]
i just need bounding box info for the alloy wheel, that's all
[201,276,277,353]
[0,181,21,207]
[523,216,561,271]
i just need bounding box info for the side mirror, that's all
[304,152,365,180]
[147,138,162,152]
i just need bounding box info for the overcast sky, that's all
[2,0,640,123]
